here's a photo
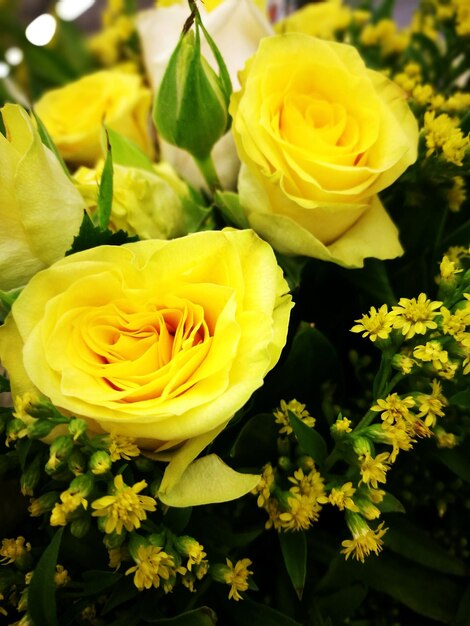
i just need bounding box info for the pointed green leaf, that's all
[106,127,154,173]
[434,446,470,483]
[454,581,470,626]
[279,531,307,600]
[67,212,138,256]
[385,516,466,576]
[96,132,114,231]
[316,583,367,623]
[196,15,232,112]
[449,390,470,408]
[28,528,64,626]
[145,607,218,625]
[288,411,327,466]
[376,492,406,514]
[230,412,279,465]
[362,552,464,622]
[229,598,303,626]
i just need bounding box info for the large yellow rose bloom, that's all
[0,104,84,291]
[0,230,292,448]
[34,69,153,165]
[230,34,419,267]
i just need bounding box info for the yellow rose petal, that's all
[159,454,260,507]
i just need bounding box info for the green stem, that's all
[372,348,393,401]
[354,409,377,432]
[195,154,221,192]
[323,447,341,472]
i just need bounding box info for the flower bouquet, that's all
[0,0,469,624]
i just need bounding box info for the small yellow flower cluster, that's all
[351,304,393,342]
[394,62,422,93]
[273,399,316,435]
[223,558,253,601]
[446,177,467,213]
[352,293,443,342]
[54,564,70,588]
[91,474,157,534]
[107,433,140,462]
[0,593,7,617]
[453,0,470,36]
[318,482,359,512]
[424,111,470,166]
[109,530,209,595]
[125,545,176,591]
[0,537,31,565]
[341,514,387,563]
[359,19,409,56]
[253,462,325,532]
[50,488,89,527]
[88,0,135,66]
[372,379,447,432]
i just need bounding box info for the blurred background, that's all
[0,0,420,105]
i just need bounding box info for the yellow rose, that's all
[137,0,273,189]
[73,161,193,240]
[0,104,84,291]
[230,34,419,267]
[34,69,154,166]
[0,230,292,503]
[275,0,351,39]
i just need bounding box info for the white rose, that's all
[137,0,273,190]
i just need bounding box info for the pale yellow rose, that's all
[73,160,193,240]
[275,0,351,39]
[230,34,419,267]
[0,104,84,291]
[34,69,154,166]
[137,0,273,190]
[0,230,292,503]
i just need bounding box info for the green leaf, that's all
[454,581,470,626]
[96,133,114,231]
[67,212,138,255]
[279,531,307,599]
[28,528,64,626]
[0,287,21,317]
[316,583,367,623]
[229,598,303,626]
[288,411,327,466]
[214,191,249,229]
[257,325,340,417]
[32,110,71,178]
[196,13,232,113]
[449,390,470,408]
[434,446,470,483]
[362,552,464,622]
[161,506,192,535]
[106,127,155,173]
[376,492,406,514]
[345,259,396,306]
[230,413,279,465]
[384,516,466,576]
[81,570,123,596]
[181,193,212,234]
[102,575,139,615]
[144,607,218,625]
[275,253,308,291]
